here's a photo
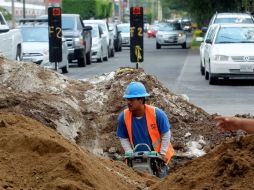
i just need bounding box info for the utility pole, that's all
[23,0,26,18]
[11,0,15,28]
[45,0,49,14]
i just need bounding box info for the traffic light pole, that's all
[130,6,144,69]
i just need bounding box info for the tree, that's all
[0,6,12,21]
[62,0,113,19]
[95,0,113,19]
[62,0,96,19]
[160,0,242,27]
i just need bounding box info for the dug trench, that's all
[0,56,253,189]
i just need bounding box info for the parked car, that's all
[179,19,192,32]
[18,19,69,73]
[109,23,122,52]
[147,24,158,38]
[40,14,92,67]
[156,22,191,49]
[83,20,115,57]
[200,12,254,75]
[86,23,108,62]
[0,12,23,61]
[117,23,130,47]
[203,23,254,84]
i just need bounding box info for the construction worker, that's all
[117,81,174,176]
[215,116,254,134]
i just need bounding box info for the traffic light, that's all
[48,7,62,63]
[130,6,144,64]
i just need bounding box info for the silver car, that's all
[19,23,69,73]
[156,22,190,49]
[87,23,108,62]
[117,23,130,47]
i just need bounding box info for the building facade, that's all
[0,0,46,19]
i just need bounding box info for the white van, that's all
[83,19,114,57]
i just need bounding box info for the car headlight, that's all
[74,37,83,45]
[178,33,184,37]
[214,55,229,61]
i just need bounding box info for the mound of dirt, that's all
[0,112,158,189]
[0,57,238,165]
[151,135,254,190]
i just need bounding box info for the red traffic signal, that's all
[132,7,141,15]
[53,7,61,16]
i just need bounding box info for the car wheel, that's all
[103,48,108,61]
[62,65,68,73]
[107,46,111,57]
[16,46,21,61]
[86,51,92,65]
[205,70,209,80]
[209,74,218,85]
[182,42,187,49]
[97,48,103,62]
[200,60,205,75]
[111,48,115,57]
[156,42,161,49]
[78,51,86,67]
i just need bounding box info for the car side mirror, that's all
[108,26,113,32]
[84,26,92,31]
[0,25,10,33]
[205,39,212,44]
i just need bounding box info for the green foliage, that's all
[62,0,96,19]
[144,13,152,24]
[0,6,12,21]
[95,0,113,19]
[193,29,202,38]
[160,0,242,27]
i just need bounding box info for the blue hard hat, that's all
[123,82,150,98]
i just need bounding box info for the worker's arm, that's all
[160,130,171,160]
[119,138,133,153]
[215,116,254,134]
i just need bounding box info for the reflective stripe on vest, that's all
[124,104,174,162]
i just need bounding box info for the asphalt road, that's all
[66,37,254,116]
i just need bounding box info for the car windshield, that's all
[21,27,48,42]
[214,17,254,24]
[62,17,75,30]
[118,25,130,33]
[159,23,182,31]
[216,27,254,43]
[91,25,99,37]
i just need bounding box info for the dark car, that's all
[40,14,92,67]
[109,23,122,52]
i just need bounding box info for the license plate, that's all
[168,37,174,42]
[240,64,254,72]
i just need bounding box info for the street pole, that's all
[23,0,26,18]
[11,0,15,28]
[45,0,49,14]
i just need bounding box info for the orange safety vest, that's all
[124,104,174,163]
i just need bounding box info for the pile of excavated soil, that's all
[0,112,158,189]
[151,135,254,190]
[0,57,239,166]
[0,57,252,189]
[0,57,242,168]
